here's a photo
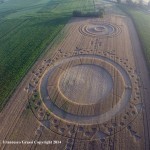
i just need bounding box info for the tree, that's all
[72,8,105,18]
[98,8,105,18]
[72,10,82,17]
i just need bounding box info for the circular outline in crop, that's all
[39,54,132,125]
[78,22,122,37]
[44,57,124,117]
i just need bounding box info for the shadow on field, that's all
[30,15,70,27]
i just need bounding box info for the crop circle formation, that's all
[27,22,142,141]
[79,22,121,37]
[39,55,132,125]
[27,51,142,140]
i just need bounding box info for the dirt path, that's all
[126,16,150,149]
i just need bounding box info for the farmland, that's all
[0,0,95,109]
[0,0,150,149]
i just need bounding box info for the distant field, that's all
[0,0,95,110]
[119,5,150,68]
[132,0,149,4]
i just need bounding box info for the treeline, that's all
[72,9,104,18]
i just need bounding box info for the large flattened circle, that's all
[40,55,132,125]
[58,64,113,105]
[46,57,124,116]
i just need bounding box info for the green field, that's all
[0,0,95,110]
[119,5,150,69]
